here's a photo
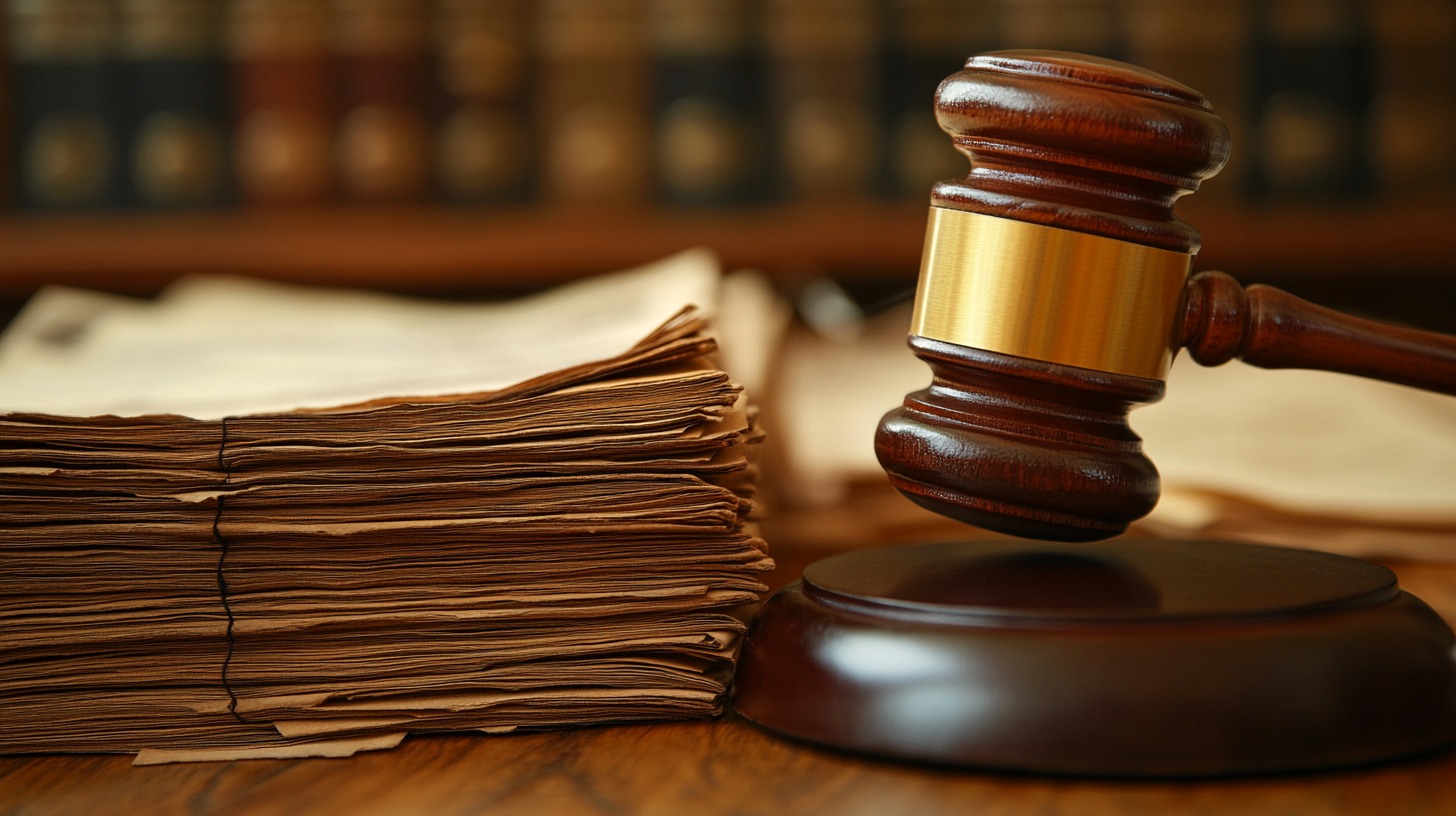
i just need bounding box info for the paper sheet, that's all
[0,253,772,759]
[774,303,1456,554]
[0,249,720,419]
[1139,356,1456,524]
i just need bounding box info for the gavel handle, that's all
[1180,270,1456,396]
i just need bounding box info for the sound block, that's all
[733,539,1456,777]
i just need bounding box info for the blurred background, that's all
[1,0,1454,331]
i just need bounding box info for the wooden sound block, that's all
[733,539,1456,777]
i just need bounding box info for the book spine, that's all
[0,9,10,209]
[1246,0,1375,202]
[228,0,335,206]
[536,0,651,207]
[8,0,124,210]
[764,0,882,201]
[997,0,1127,59]
[648,0,766,208]
[431,0,534,205]
[1122,0,1251,204]
[881,0,1000,199]
[118,0,231,209]
[1368,0,1456,199]
[333,0,430,204]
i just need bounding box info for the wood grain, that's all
[877,50,1225,541]
[3,557,1456,816]
[1183,270,1456,395]
[3,492,1456,816]
[876,337,1165,541]
[931,50,1229,253]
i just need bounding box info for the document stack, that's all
[0,251,771,763]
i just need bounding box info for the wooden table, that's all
[5,502,1456,816]
[5,702,1456,816]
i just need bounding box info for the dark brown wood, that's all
[876,50,1456,541]
[876,338,1162,542]
[1182,269,1456,395]
[931,50,1229,252]
[734,539,1456,777]
[877,50,1227,541]
[749,49,1456,780]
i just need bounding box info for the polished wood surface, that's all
[878,50,1222,541]
[4,537,1456,816]
[1183,269,1456,395]
[931,50,1229,253]
[737,539,1456,776]
[877,337,1164,541]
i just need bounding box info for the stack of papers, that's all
[0,250,771,763]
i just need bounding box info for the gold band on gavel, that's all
[910,207,1194,381]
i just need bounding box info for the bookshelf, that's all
[0,204,925,301]
[3,0,1454,330]
[2,201,1453,293]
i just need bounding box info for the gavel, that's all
[875,50,1456,543]
[737,50,1456,777]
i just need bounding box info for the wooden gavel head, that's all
[876,49,1456,541]
[875,50,1231,542]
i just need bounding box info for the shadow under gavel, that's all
[875,50,1456,542]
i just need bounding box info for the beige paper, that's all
[0,253,772,759]
[0,250,720,418]
[774,301,1456,557]
[133,733,406,766]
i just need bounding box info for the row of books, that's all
[4,0,1454,213]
